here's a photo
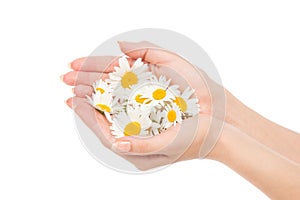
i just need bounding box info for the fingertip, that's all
[69,59,78,70]
[117,40,124,46]
[118,41,137,52]
[117,41,127,52]
[112,141,131,153]
[70,57,86,71]
[69,61,76,70]
[116,137,153,154]
[61,73,75,85]
[65,98,73,108]
[62,71,76,85]
[118,41,162,63]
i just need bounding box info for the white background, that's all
[0,0,299,199]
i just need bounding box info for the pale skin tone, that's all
[61,41,300,199]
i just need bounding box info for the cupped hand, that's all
[62,41,225,170]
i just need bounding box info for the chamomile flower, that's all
[92,79,112,94]
[127,85,152,107]
[173,87,200,116]
[151,75,180,96]
[87,91,115,122]
[133,93,151,104]
[161,103,182,129]
[110,107,152,137]
[88,91,112,112]
[140,75,177,106]
[108,57,152,98]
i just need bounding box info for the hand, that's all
[69,94,213,170]
[61,41,225,170]
[62,41,300,198]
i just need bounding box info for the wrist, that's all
[205,122,242,163]
[225,90,265,135]
[205,123,229,162]
[224,90,287,141]
[224,90,300,164]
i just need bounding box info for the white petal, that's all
[119,56,130,71]
[132,58,143,68]
[104,112,113,123]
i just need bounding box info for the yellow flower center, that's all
[135,94,150,104]
[96,87,105,94]
[167,110,177,122]
[174,96,188,112]
[96,104,111,113]
[124,121,141,136]
[152,89,166,100]
[121,72,138,88]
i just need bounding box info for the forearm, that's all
[225,90,300,163]
[208,124,300,200]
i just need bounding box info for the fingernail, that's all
[112,141,131,152]
[60,75,64,81]
[65,98,72,108]
[72,88,75,94]
[68,62,72,69]
[117,41,123,47]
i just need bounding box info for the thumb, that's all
[118,41,179,65]
[112,124,181,155]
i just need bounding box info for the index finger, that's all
[70,56,117,72]
[70,56,138,73]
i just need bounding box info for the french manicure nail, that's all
[60,75,64,81]
[68,62,72,69]
[112,141,131,152]
[65,98,72,108]
[117,41,122,46]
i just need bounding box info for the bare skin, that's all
[209,124,300,200]
[61,41,300,199]
[226,94,300,164]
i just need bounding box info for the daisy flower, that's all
[161,103,182,129]
[110,107,152,137]
[173,87,200,116]
[87,91,114,122]
[92,79,112,94]
[108,56,152,100]
[126,84,152,107]
[140,75,179,106]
